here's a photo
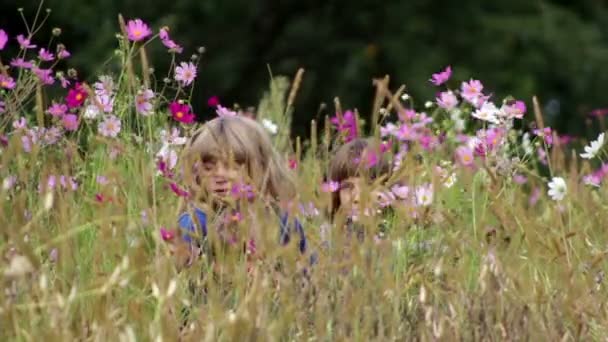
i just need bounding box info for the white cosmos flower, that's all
[83,104,100,119]
[580,132,605,160]
[547,177,567,201]
[472,102,500,124]
[415,184,434,207]
[261,119,278,135]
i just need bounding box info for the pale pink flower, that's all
[436,91,458,110]
[321,181,340,193]
[461,79,484,105]
[159,28,183,53]
[391,184,410,199]
[62,114,79,131]
[415,184,433,207]
[16,34,36,49]
[98,115,121,138]
[32,67,54,85]
[12,117,27,130]
[430,66,451,86]
[174,61,197,86]
[135,88,154,115]
[47,103,68,117]
[216,105,238,117]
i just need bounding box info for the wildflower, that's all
[216,105,238,117]
[2,175,17,191]
[443,173,457,188]
[502,100,526,119]
[330,110,358,143]
[261,118,278,135]
[98,115,122,138]
[57,73,70,88]
[12,117,27,130]
[156,145,178,172]
[430,66,451,86]
[62,114,79,131]
[96,94,114,113]
[231,183,255,200]
[533,127,553,146]
[159,27,183,53]
[126,19,152,42]
[174,61,197,86]
[169,182,189,197]
[299,202,320,218]
[380,122,398,137]
[583,173,601,187]
[207,96,220,107]
[93,76,114,97]
[415,184,433,207]
[38,48,54,61]
[57,48,71,59]
[47,103,67,117]
[288,158,297,170]
[0,75,16,89]
[455,146,474,166]
[391,184,410,199]
[436,91,458,110]
[401,93,410,101]
[461,79,484,104]
[547,177,567,201]
[321,181,340,193]
[16,34,36,49]
[160,228,175,241]
[0,29,7,50]
[537,147,547,165]
[513,174,528,184]
[43,127,62,145]
[10,58,33,69]
[83,104,101,119]
[160,127,187,145]
[169,101,196,123]
[472,102,500,124]
[135,88,154,115]
[66,83,88,109]
[580,132,605,160]
[32,67,54,85]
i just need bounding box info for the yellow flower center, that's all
[176,111,184,118]
[75,93,82,101]
[134,29,141,37]
[463,155,471,163]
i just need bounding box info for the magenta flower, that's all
[321,181,340,193]
[455,146,474,166]
[0,75,15,89]
[436,90,458,110]
[160,228,175,241]
[16,34,36,49]
[590,108,608,117]
[126,19,152,42]
[57,48,71,59]
[66,83,88,109]
[288,158,298,170]
[0,29,7,50]
[169,101,196,123]
[38,48,55,61]
[32,67,54,85]
[159,28,183,53]
[174,61,197,86]
[231,183,255,200]
[330,110,358,142]
[583,173,601,187]
[98,115,122,138]
[62,114,79,131]
[461,79,484,104]
[135,89,154,116]
[169,182,190,197]
[207,96,220,107]
[430,66,452,86]
[395,123,418,141]
[10,58,33,69]
[533,127,553,146]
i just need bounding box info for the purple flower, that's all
[21,135,32,153]
[47,103,68,117]
[93,76,114,98]
[159,28,183,53]
[461,79,484,105]
[62,114,79,131]
[455,146,474,166]
[231,183,255,200]
[58,74,70,88]
[98,115,121,138]
[0,75,16,89]
[43,127,63,145]
[10,58,34,69]
[436,91,458,110]
[533,127,553,146]
[215,105,237,117]
[57,49,71,59]
[169,182,189,197]
[38,48,55,61]
[32,67,54,85]
[513,174,528,184]
[126,19,152,42]
[330,110,358,142]
[502,100,526,119]
[96,94,114,113]
[135,88,154,115]
[16,34,36,49]
[321,180,340,193]
[12,117,27,130]
[430,66,452,86]
[0,29,7,50]
[174,62,197,86]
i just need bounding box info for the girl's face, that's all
[199,154,247,199]
[339,177,383,219]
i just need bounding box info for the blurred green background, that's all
[1,0,608,138]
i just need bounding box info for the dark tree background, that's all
[1,0,608,139]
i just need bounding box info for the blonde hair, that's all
[327,138,391,213]
[181,116,295,205]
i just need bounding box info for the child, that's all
[326,137,393,244]
[173,115,307,268]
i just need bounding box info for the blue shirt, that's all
[177,207,307,254]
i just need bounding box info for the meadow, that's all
[1,8,608,342]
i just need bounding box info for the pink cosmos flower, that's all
[207,96,220,107]
[62,114,79,131]
[513,174,528,184]
[461,79,484,104]
[58,74,70,88]
[400,109,417,121]
[288,158,298,170]
[32,67,54,85]
[16,34,36,49]
[169,182,190,197]
[533,127,553,145]
[21,135,32,153]
[430,66,452,86]
[66,83,88,109]
[174,61,197,86]
[216,105,237,117]
[159,28,183,53]
[169,101,196,123]
[0,75,15,89]
[321,181,340,193]
[38,48,54,61]
[160,127,187,146]
[0,29,7,50]
[455,146,474,166]
[391,184,410,199]
[395,123,418,141]
[57,48,71,59]
[330,110,358,143]
[231,183,255,200]
[380,122,398,137]
[502,100,526,119]
[93,76,114,97]
[126,19,152,42]
[583,173,601,187]
[415,184,434,207]
[10,58,33,69]
[98,115,121,138]
[43,127,62,145]
[135,89,154,115]
[436,91,458,110]
[537,147,547,165]
[12,117,27,130]
[96,94,114,113]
